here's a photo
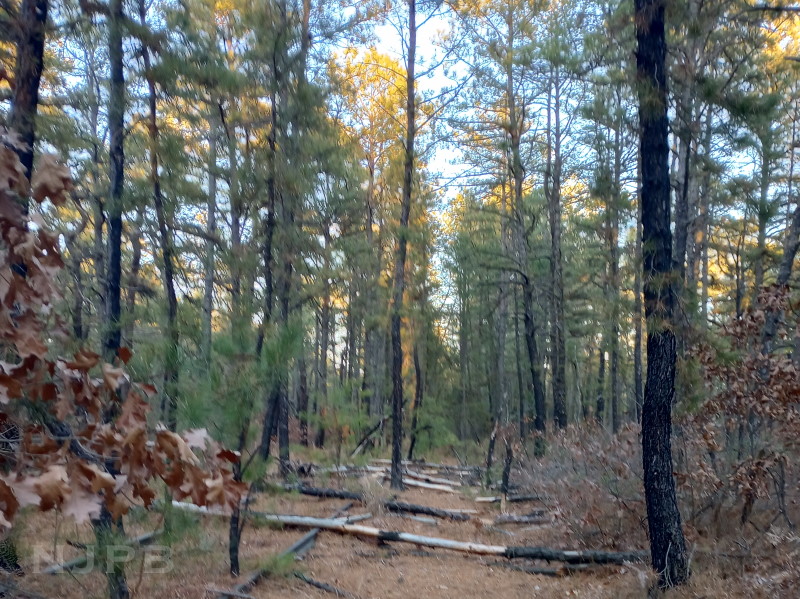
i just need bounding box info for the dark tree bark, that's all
[8,0,49,189]
[545,69,567,429]
[138,2,180,430]
[71,245,85,340]
[609,126,622,432]
[298,343,309,446]
[514,289,526,438]
[123,212,142,346]
[636,0,690,586]
[389,0,417,491]
[202,118,218,367]
[256,78,278,457]
[634,191,644,423]
[596,338,605,424]
[103,0,125,363]
[407,343,424,461]
[522,282,546,435]
[93,505,130,599]
[277,230,293,478]
[314,225,332,450]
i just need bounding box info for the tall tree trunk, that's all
[71,245,85,341]
[389,0,416,490]
[504,26,544,439]
[407,343,424,461]
[103,0,126,366]
[596,338,605,424]
[298,340,309,446]
[314,227,332,449]
[123,211,142,347]
[522,281,546,435]
[754,135,772,297]
[202,118,218,367]
[140,0,179,431]
[277,212,294,477]
[634,185,644,423]
[696,116,713,329]
[545,68,567,429]
[610,126,621,432]
[636,0,690,585]
[8,0,48,189]
[514,288,526,439]
[496,184,509,423]
[459,277,469,440]
[256,85,279,459]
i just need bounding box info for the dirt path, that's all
[10,473,775,599]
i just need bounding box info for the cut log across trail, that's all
[404,469,461,487]
[169,499,371,524]
[283,483,473,521]
[371,458,482,475]
[311,464,386,476]
[476,494,546,504]
[212,503,352,599]
[283,484,363,501]
[383,475,459,493]
[42,530,162,575]
[384,500,473,521]
[173,502,646,565]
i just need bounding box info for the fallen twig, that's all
[294,572,360,599]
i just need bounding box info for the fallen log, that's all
[283,484,362,501]
[486,561,592,577]
[384,501,472,521]
[507,494,545,503]
[404,469,462,487]
[172,503,646,565]
[42,530,162,575]
[169,500,370,525]
[313,465,385,476]
[476,494,545,504]
[283,484,472,521]
[370,459,482,476]
[384,475,458,493]
[294,572,360,599]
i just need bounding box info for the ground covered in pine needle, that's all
[5,470,795,599]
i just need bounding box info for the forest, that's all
[2,0,800,597]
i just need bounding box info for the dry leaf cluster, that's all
[0,130,245,530]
